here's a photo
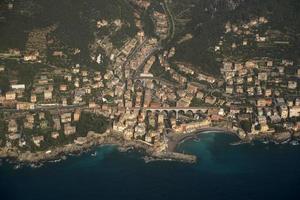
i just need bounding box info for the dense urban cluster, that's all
[0,0,299,164]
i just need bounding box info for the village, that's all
[0,0,299,164]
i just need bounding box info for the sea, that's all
[1,132,300,200]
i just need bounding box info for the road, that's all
[162,0,176,42]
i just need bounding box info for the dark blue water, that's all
[1,133,300,200]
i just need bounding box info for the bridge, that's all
[129,107,214,119]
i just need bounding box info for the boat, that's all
[49,159,61,163]
[281,139,290,144]
[30,163,43,168]
[91,151,97,157]
[262,140,269,144]
[13,164,21,170]
[290,140,299,146]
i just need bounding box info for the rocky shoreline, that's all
[0,131,198,168]
[1,128,299,169]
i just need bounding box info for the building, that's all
[31,94,37,103]
[74,137,88,145]
[64,123,76,135]
[205,96,217,105]
[51,132,60,139]
[16,102,35,110]
[258,72,268,81]
[32,136,44,147]
[0,66,5,72]
[73,110,81,122]
[279,105,289,119]
[134,123,146,139]
[5,91,16,101]
[124,128,133,140]
[53,117,61,131]
[44,90,52,100]
[288,81,297,90]
[61,113,72,123]
[289,106,300,118]
[59,84,68,91]
[11,84,25,90]
[8,119,18,133]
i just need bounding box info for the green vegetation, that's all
[76,112,109,136]
[141,10,156,37]
[150,56,178,83]
[0,0,137,67]
[0,73,10,93]
[0,117,7,147]
[169,0,300,75]
[190,97,204,107]
[111,26,138,49]
[240,120,252,133]
[0,61,47,95]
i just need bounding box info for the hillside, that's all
[169,0,300,75]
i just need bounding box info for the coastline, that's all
[167,127,239,152]
[0,126,298,168]
[0,130,197,167]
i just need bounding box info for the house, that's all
[26,114,35,124]
[40,120,49,129]
[269,115,281,123]
[196,91,204,99]
[288,81,297,90]
[62,98,68,106]
[24,51,39,61]
[64,123,76,135]
[16,102,35,110]
[32,136,44,147]
[226,86,234,94]
[134,123,146,139]
[258,116,267,124]
[59,84,68,91]
[24,121,34,129]
[260,123,269,133]
[0,66,5,72]
[51,132,60,139]
[177,98,191,108]
[44,90,52,100]
[5,91,16,101]
[53,51,64,57]
[81,70,88,77]
[265,89,272,97]
[257,98,272,107]
[39,112,45,120]
[53,116,61,131]
[276,98,286,105]
[279,105,289,119]
[61,113,72,123]
[8,119,18,133]
[230,106,240,115]
[31,94,37,103]
[145,134,153,143]
[289,106,300,118]
[11,84,25,90]
[124,128,133,140]
[73,110,81,122]
[74,137,88,145]
[295,98,300,106]
[236,86,244,94]
[205,96,217,105]
[89,102,97,108]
